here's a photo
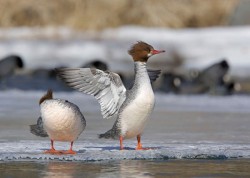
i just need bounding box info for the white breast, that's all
[120,82,155,139]
[41,100,85,142]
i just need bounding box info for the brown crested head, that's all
[39,89,53,105]
[128,41,165,62]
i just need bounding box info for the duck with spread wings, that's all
[56,41,165,150]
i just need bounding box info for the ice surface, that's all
[1,90,250,161]
[1,140,250,161]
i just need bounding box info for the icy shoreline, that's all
[1,141,250,161]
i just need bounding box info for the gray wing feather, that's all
[56,68,126,119]
[147,69,161,82]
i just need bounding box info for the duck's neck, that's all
[132,62,150,89]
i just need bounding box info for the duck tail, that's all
[29,116,48,137]
[98,128,118,139]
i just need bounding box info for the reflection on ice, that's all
[2,160,250,177]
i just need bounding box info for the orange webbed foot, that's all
[44,149,64,155]
[135,147,153,150]
[44,140,77,155]
[135,144,153,150]
[61,150,77,155]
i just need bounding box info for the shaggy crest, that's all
[128,41,154,62]
[39,89,53,105]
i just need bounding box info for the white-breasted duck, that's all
[30,89,86,154]
[56,41,164,150]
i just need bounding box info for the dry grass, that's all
[0,0,239,30]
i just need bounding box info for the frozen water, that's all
[1,141,250,161]
[0,90,250,161]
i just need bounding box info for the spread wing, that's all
[56,68,126,119]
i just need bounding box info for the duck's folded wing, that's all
[147,69,161,82]
[56,68,126,119]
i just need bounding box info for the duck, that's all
[0,55,24,79]
[56,41,165,150]
[30,89,86,154]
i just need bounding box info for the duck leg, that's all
[44,140,62,154]
[120,136,124,150]
[62,141,77,154]
[136,135,150,150]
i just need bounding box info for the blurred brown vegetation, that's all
[0,0,239,30]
